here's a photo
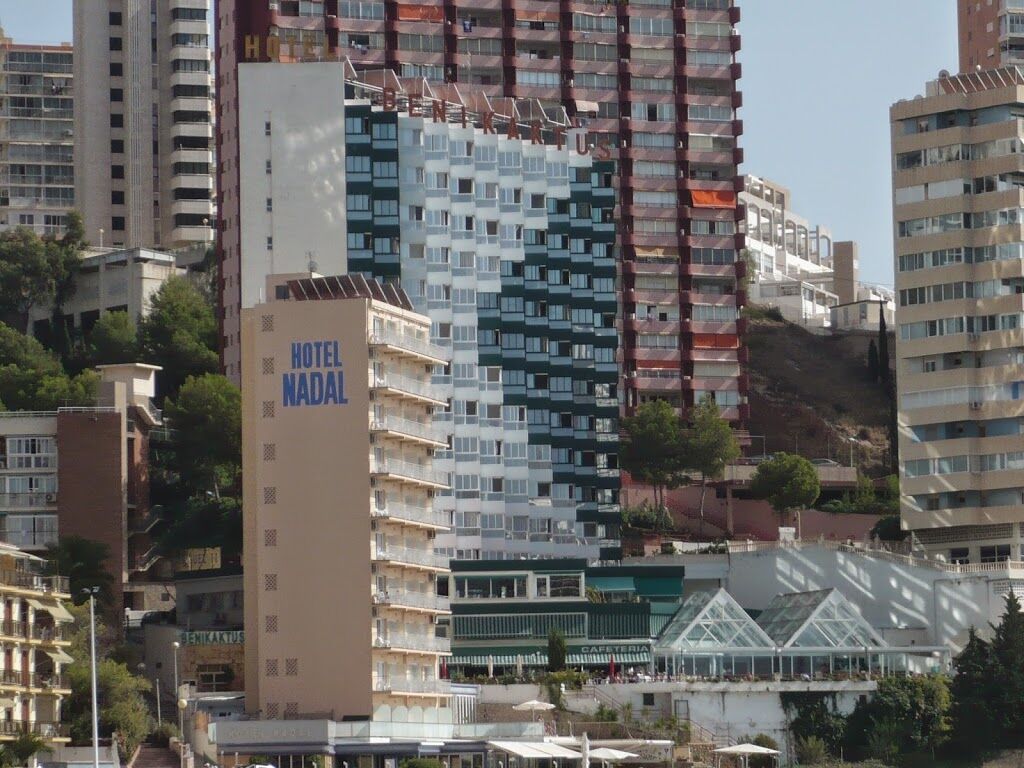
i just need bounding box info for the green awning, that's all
[587,576,636,592]
[450,650,547,667]
[567,650,650,666]
[635,577,683,597]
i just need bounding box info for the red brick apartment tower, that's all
[957,0,1001,73]
[216,0,747,425]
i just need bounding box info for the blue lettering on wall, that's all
[282,340,349,407]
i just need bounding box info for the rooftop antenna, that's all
[307,250,319,273]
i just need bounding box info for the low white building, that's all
[28,246,185,342]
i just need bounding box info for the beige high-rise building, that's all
[73,0,213,250]
[891,67,1024,564]
[241,273,451,721]
[0,33,73,237]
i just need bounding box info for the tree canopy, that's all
[88,310,140,366]
[750,452,820,522]
[44,536,115,611]
[621,400,687,516]
[682,395,740,532]
[163,374,241,495]
[139,276,218,400]
[0,322,98,411]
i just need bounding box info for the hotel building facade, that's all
[73,0,214,250]
[891,67,1024,564]
[216,0,746,424]
[233,63,620,561]
[0,544,74,744]
[0,33,74,237]
[241,273,452,720]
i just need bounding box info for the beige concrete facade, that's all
[242,274,451,722]
[891,69,1024,563]
[73,0,213,250]
[0,34,73,237]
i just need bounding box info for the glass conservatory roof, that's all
[755,589,887,649]
[656,589,774,651]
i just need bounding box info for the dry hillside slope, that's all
[744,314,894,476]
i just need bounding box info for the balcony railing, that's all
[370,372,446,403]
[370,458,449,488]
[0,719,70,737]
[374,633,450,653]
[372,545,449,570]
[372,677,452,695]
[0,621,65,642]
[369,330,448,361]
[372,503,448,529]
[371,414,447,445]
[0,493,57,509]
[0,572,69,595]
[372,590,451,612]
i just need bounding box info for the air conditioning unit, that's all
[45,493,55,503]
[970,401,982,409]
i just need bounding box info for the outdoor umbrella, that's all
[581,732,590,768]
[513,699,556,721]
[487,655,494,678]
[515,654,524,677]
[608,655,616,680]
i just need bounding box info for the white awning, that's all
[41,648,74,665]
[27,599,74,623]
[488,742,582,760]
[714,745,780,756]
[575,100,599,114]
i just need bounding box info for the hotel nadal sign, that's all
[282,340,349,407]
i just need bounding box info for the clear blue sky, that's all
[2,0,958,285]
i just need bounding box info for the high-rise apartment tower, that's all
[73,0,214,250]
[0,33,74,237]
[216,0,746,426]
[891,67,1024,564]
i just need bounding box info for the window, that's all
[109,37,122,51]
[111,165,124,179]
[111,191,124,205]
[346,155,371,173]
[266,237,273,250]
[109,62,122,77]
[111,217,125,231]
[109,11,122,24]
[110,88,123,102]
[110,114,123,128]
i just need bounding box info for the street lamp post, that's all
[847,437,857,468]
[83,588,100,768]
[172,640,182,733]
[177,699,188,768]
[138,663,161,724]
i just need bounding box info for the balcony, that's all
[371,372,447,405]
[369,330,448,363]
[371,503,448,530]
[371,457,449,489]
[0,621,66,643]
[0,493,56,510]
[0,572,68,596]
[371,414,447,447]
[0,720,70,739]
[372,589,451,613]
[374,632,450,653]
[372,677,451,696]
[372,545,449,572]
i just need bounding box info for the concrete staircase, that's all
[132,745,180,768]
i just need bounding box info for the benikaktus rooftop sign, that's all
[283,341,349,407]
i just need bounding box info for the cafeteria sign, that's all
[180,630,244,646]
[579,644,648,654]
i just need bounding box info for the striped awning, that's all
[567,651,650,666]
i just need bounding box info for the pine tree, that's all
[877,304,891,385]
[949,626,996,754]
[991,591,1024,746]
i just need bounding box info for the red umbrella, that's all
[440,658,448,679]
[608,654,616,681]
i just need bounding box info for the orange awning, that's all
[635,360,678,369]
[692,334,738,349]
[515,10,560,21]
[397,4,444,21]
[691,190,736,208]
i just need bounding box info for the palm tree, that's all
[0,732,52,767]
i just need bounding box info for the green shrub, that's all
[149,721,179,747]
[400,759,445,768]
[594,703,618,722]
[739,734,778,768]
[795,735,828,765]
